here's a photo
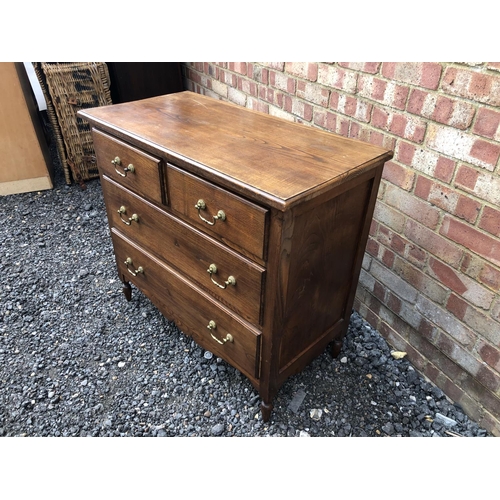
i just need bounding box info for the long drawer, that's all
[93,128,164,205]
[102,175,265,326]
[167,164,268,261]
[111,229,261,381]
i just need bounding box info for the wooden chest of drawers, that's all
[78,91,393,421]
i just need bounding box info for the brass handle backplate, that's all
[207,320,233,345]
[112,156,135,177]
[118,206,139,225]
[195,199,226,226]
[124,257,144,277]
[207,264,236,289]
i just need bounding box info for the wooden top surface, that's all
[79,91,393,209]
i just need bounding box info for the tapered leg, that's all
[331,338,343,358]
[122,281,132,301]
[260,401,273,422]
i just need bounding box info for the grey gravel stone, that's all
[211,424,225,436]
[435,413,458,427]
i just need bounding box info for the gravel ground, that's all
[0,133,491,438]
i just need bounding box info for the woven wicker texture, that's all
[33,62,112,185]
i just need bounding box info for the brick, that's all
[434,156,456,183]
[259,86,284,108]
[427,123,500,171]
[381,162,415,190]
[373,201,405,233]
[442,67,500,106]
[330,93,372,122]
[477,340,500,373]
[435,333,484,379]
[270,71,296,94]
[227,87,246,107]
[416,178,480,223]
[338,62,381,74]
[204,63,219,79]
[407,244,427,268]
[396,141,416,166]
[381,247,395,268]
[284,62,318,82]
[228,62,247,75]
[399,300,425,330]
[366,237,379,257]
[455,166,500,206]
[487,62,500,72]
[393,256,448,303]
[317,64,357,92]
[440,215,500,266]
[479,206,500,237]
[373,280,386,302]
[246,98,269,114]
[470,138,500,167]
[313,108,350,136]
[249,64,269,84]
[268,105,293,121]
[492,300,500,323]
[371,106,426,142]
[428,257,495,309]
[416,294,476,346]
[460,253,500,290]
[362,253,372,271]
[369,259,419,304]
[261,62,284,71]
[473,107,500,140]
[377,224,407,256]
[357,75,409,109]
[238,77,258,97]
[291,98,313,122]
[296,81,329,106]
[220,69,238,87]
[446,293,468,320]
[414,175,432,200]
[211,80,228,98]
[382,62,442,90]
[399,145,456,183]
[405,219,463,267]
[349,123,396,150]
[407,89,475,129]
[455,196,481,223]
[385,183,440,228]
[359,268,376,293]
[479,263,500,291]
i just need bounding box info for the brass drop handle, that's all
[112,156,135,177]
[195,199,226,226]
[124,257,144,277]
[207,264,236,289]
[207,320,233,345]
[118,206,139,225]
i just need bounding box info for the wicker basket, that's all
[33,62,112,185]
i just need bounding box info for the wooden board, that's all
[0,63,53,195]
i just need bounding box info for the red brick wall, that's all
[182,62,500,435]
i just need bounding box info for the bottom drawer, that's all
[110,228,261,381]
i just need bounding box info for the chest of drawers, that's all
[78,91,393,421]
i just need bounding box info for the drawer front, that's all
[102,175,265,326]
[167,164,268,261]
[93,128,164,205]
[111,229,261,381]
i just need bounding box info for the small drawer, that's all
[167,164,268,261]
[111,229,261,381]
[102,175,266,326]
[92,129,164,205]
